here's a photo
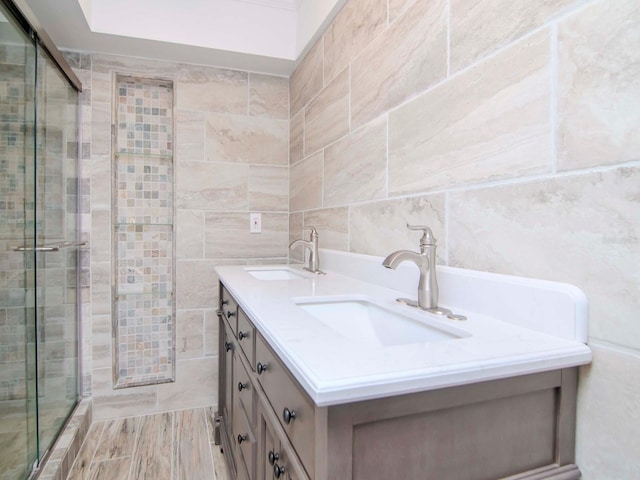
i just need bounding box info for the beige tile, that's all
[92,53,176,78]
[176,110,205,162]
[92,388,158,422]
[289,213,304,262]
[177,64,247,114]
[211,443,231,480]
[248,165,288,211]
[176,160,248,211]
[205,113,288,165]
[389,30,551,195]
[351,0,447,129]
[176,310,204,360]
[349,195,446,257]
[450,0,577,72]
[204,309,219,357]
[157,358,218,409]
[290,108,304,165]
[87,457,133,480]
[93,417,139,461]
[129,412,172,480]
[176,209,204,259]
[90,210,110,263]
[66,423,105,480]
[290,40,323,116]
[176,260,219,310]
[249,73,289,119]
[389,0,416,22]
[323,0,387,82]
[304,67,350,155]
[90,262,111,316]
[204,212,289,259]
[91,102,111,156]
[324,117,387,206]
[304,207,349,252]
[91,156,111,210]
[173,409,215,480]
[448,167,640,350]
[558,0,640,171]
[290,152,323,212]
[576,345,640,478]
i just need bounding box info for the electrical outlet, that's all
[250,213,262,233]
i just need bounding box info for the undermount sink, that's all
[293,297,467,347]
[245,267,308,281]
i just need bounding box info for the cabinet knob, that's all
[268,450,279,465]
[221,299,229,306]
[256,362,268,375]
[238,330,248,340]
[237,434,247,444]
[224,341,232,352]
[282,407,296,424]
[237,382,248,392]
[226,310,236,319]
[216,309,223,319]
[274,463,286,478]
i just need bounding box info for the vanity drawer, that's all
[220,285,238,333]
[234,352,255,427]
[232,403,254,480]
[237,308,256,369]
[255,333,315,476]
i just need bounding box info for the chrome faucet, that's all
[382,224,449,314]
[289,226,325,275]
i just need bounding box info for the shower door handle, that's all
[13,241,87,252]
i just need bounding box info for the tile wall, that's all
[288,0,640,477]
[62,52,289,421]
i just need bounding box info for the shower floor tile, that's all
[65,407,229,480]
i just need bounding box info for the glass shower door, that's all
[0,3,38,479]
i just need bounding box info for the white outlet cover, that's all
[250,213,262,233]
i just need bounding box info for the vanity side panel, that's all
[351,388,557,480]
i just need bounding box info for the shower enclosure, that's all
[0,1,82,479]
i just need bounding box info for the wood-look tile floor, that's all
[66,407,230,480]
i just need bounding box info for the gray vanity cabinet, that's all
[216,283,582,480]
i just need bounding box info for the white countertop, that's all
[215,251,592,407]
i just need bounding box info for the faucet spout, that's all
[289,227,325,274]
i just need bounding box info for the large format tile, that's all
[290,40,323,116]
[93,417,139,462]
[157,358,218,410]
[176,160,248,211]
[349,195,446,258]
[176,260,218,309]
[176,310,204,360]
[450,0,577,72]
[323,0,387,82]
[249,73,289,119]
[557,0,640,171]
[448,167,640,350]
[289,152,323,212]
[64,423,105,480]
[351,0,447,129]
[576,345,640,478]
[176,209,204,259]
[176,110,205,162]
[289,212,304,262]
[324,117,387,206]
[88,457,133,480]
[304,207,349,252]
[173,409,215,480]
[129,413,173,480]
[177,65,247,114]
[248,165,288,211]
[389,30,551,195]
[205,113,288,165]
[290,108,304,165]
[304,67,350,155]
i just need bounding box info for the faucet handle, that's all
[407,224,436,246]
[304,226,319,239]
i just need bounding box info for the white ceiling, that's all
[24,0,346,76]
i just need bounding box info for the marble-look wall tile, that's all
[290,152,323,212]
[91,102,111,156]
[204,309,219,357]
[304,67,350,155]
[249,73,289,119]
[176,110,205,162]
[177,65,247,114]
[323,0,387,82]
[576,345,640,478]
[205,113,288,165]
[351,0,447,129]
[389,30,551,195]
[176,209,204,259]
[289,213,304,262]
[157,358,217,409]
[90,210,110,263]
[176,160,248,211]
[349,195,446,257]
[450,0,577,72]
[448,167,640,350]
[290,109,304,165]
[324,117,387,206]
[204,212,289,259]
[176,310,204,360]
[388,0,416,22]
[557,0,640,171]
[304,207,349,252]
[249,165,288,211]
[91,156,111,210]
[176,260,219,310]
[90,262,111,316]
[290,40,323,116]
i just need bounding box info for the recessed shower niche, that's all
[112,75,175,388]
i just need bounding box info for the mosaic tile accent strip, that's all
[113,75,175,388]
